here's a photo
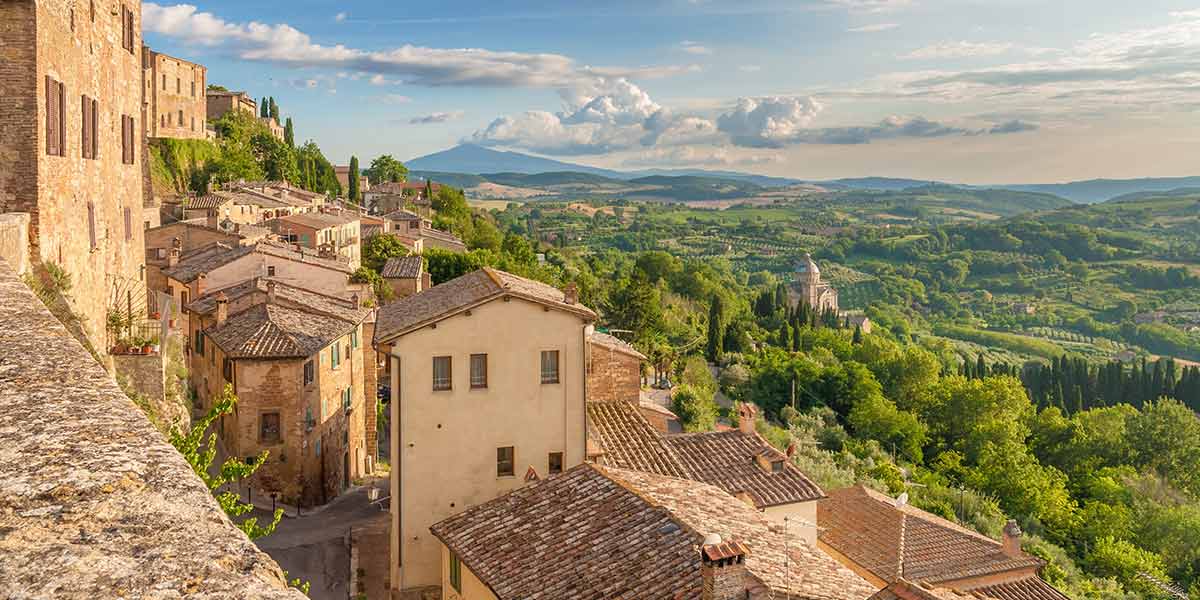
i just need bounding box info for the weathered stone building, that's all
[0,0,148,350]
[205,88,256,121]
[187,280,371,506]
[380,255,428,300]
[142,46,206,140]
[266,209,362,268]
[586,332,644,404]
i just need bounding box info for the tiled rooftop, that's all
[971,577,1070,600]
[374,268,595,342]
[431,464,876,600]
[588,331,646,359]
[163,241,353,283]
[819,486,1043,585]
[205,303,358,359]
[586,399,825,508]
[380,255,424,279]
[269,211,358,230]
[187,277,369,324]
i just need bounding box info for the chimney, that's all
[1002,521,1023,557]
[206,209,219,230]
[351,292,360,308]
[168,247,180,267]
[700,535,749,600]
[215,292,229,326]
[786,441,797,458]
[563,282,579,305]
[196,272,207,297]
[171,236,182,251]
[737,403,757,435]
[266,280,277,303]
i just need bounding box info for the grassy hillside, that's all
[148,138,219,196]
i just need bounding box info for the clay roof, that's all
[185,194,231,210]
[818,486,1042,586]
[431,464,876,600]
[971,577,1070,600]
[871,580,978,600]
[186,277,369,324]
[212,190,292,209]
[383,209,428,222]
[164,241,353,283]
[586,401,689,478]
[380,255,423,279]
[664,430,826,507]
[269,211,358,230]
[588,332,646,360]
[587,400,824,509]
[205,303,357,359]
[361,224,383,239]
[374,268,595,342]
[370,181,440,195]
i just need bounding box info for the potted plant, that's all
[148,335,160,354]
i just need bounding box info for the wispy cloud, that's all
[334,12,346,23]
[739,65,762,73]
[142,3,698,88]
[900,41,1014,60]
[380,94,412,105]
[847,23,899,33]
[410,111,465,124]
[679,40,712,55]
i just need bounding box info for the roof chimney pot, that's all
[737,403,757,435]
[1002,520,1023,557]
[215,292,229,326]
[563,282,579,305]
[700,538,749,600]
[266,280,277,302]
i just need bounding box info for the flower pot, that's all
[168,318,177,329]
[152,344,161,354]
[142,345,153,354]
[150,311,161,320]
[129,347,141,355]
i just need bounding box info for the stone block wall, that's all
[587,341,643,404]
[112,350,165,407]
[0,255,304,598]
[143,48,207,140]
[0,213,31,276]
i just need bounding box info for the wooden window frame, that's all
[549,451,564,475]
[470,353,488,389]
[433,356,452,391]
[259,411,281,444]
[303,359,314,386]
[497,446,515,477]
[540,350,560,384]
[449,552,462,593]
[45,76,65,156]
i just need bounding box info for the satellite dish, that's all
[895,492,909,507]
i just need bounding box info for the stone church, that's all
[792,253,839,312]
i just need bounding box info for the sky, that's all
[142,0,1200,184]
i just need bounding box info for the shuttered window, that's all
[45,76,65,156]
[81,96,97,160]
[86,202,97,250]
[124,207,132,241]
[120,5,135,53]
[120,115,135,165]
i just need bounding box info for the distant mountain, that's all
[407,144,626,179]
[987,177,1200,204]
[818,177,943,191]
[1105,187,1200,203]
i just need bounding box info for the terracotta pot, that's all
[169,318,177,329]
[151,311,161,320]
[142,345,153,354]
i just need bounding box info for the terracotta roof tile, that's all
[819,486,1042,585]
[431,464,875,600]
[380,255,423,279]
[187,278,369,324]
[586,400,824,509]
[361,224,383,239]
[588,332,646,360]
[374,268,595,342]
[185,194,231,210]
[971,577,1070,600]
[205,303,356,359]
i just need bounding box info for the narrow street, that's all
[253,477,389,600]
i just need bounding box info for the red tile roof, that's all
[380,255,424,279]
[971,577,1070,600]
[586,401,689,478]
[819,486,1043,585]
[205,303,358,359]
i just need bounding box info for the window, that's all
[342,387,352,411]
[124,207,132,241]
[350,328,359,349]
[191,79,196,97]
[121,115,135,164]
[449,552,462,593]
[176,78,181,94]
[178,109,183,126]
[433,356,452,391]
[191,116,195,131]
[305,406,314,429]
[222,358,233,382]
[267,265,276,276]
[497,446,514,477]
[331,342,340,369]
[121,4,135,53]
[540,350,560,384]
[45,76,65,156]
[80,95,97,160]
[470,354,488,389]
[549,452,563,475]
[162,74,167,90]
[181,290,188,306]
[303,360,314,386]
[90,0,94,22]
[260,412,280,443]
[194,331,204,355]
[86,202,97,250]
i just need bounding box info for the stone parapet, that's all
[0,258,304,599]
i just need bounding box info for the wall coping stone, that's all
[0,258,305,599]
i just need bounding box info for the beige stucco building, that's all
[142,46,206,140]
[186,279,372,506]
[0,0,148,351]
[374,269,595,596]
[266,210,361,269]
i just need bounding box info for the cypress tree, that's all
[779,322,792,350]
[284,117,295,147]
[348,156,360,203]
[852,325,863,345]
[269,97,279,122]
[260,97,268,118]
[425,178,434,202]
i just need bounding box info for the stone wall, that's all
[0,4,38,223]
[0,213,30,276]
[587,341,643,404]
[143,47,207,140]
[0,258,304,598]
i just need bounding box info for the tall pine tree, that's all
[283,117,294,147]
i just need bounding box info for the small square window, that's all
[549,452,563,475]
[470,354,488,389]
[433,356,452,391]
[497,446,514,477]
[771,460,784,473]
[267,265,275,276]
[540,350,560,384]
[260,412,280,443]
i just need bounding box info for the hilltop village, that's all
[5,2,1200,600]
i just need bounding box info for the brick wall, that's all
[587,342,643,404]
[0,3,38,221]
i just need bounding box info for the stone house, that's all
[382,208,467,253]
[379,255,428,300]
[157,240,357,328]
[205,89,256,122]
[141,47,206,140]
[373,268,596,595]
[429,463,876,600]
[586,332,644,404]
[364,181,438,216]
[259,116,284,141]
[187,283,371,506]
[0,0,149,350]
[333,165,369,195]
[144,222,244,312]
[819,485,1069,599]
[265,209,361,268]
